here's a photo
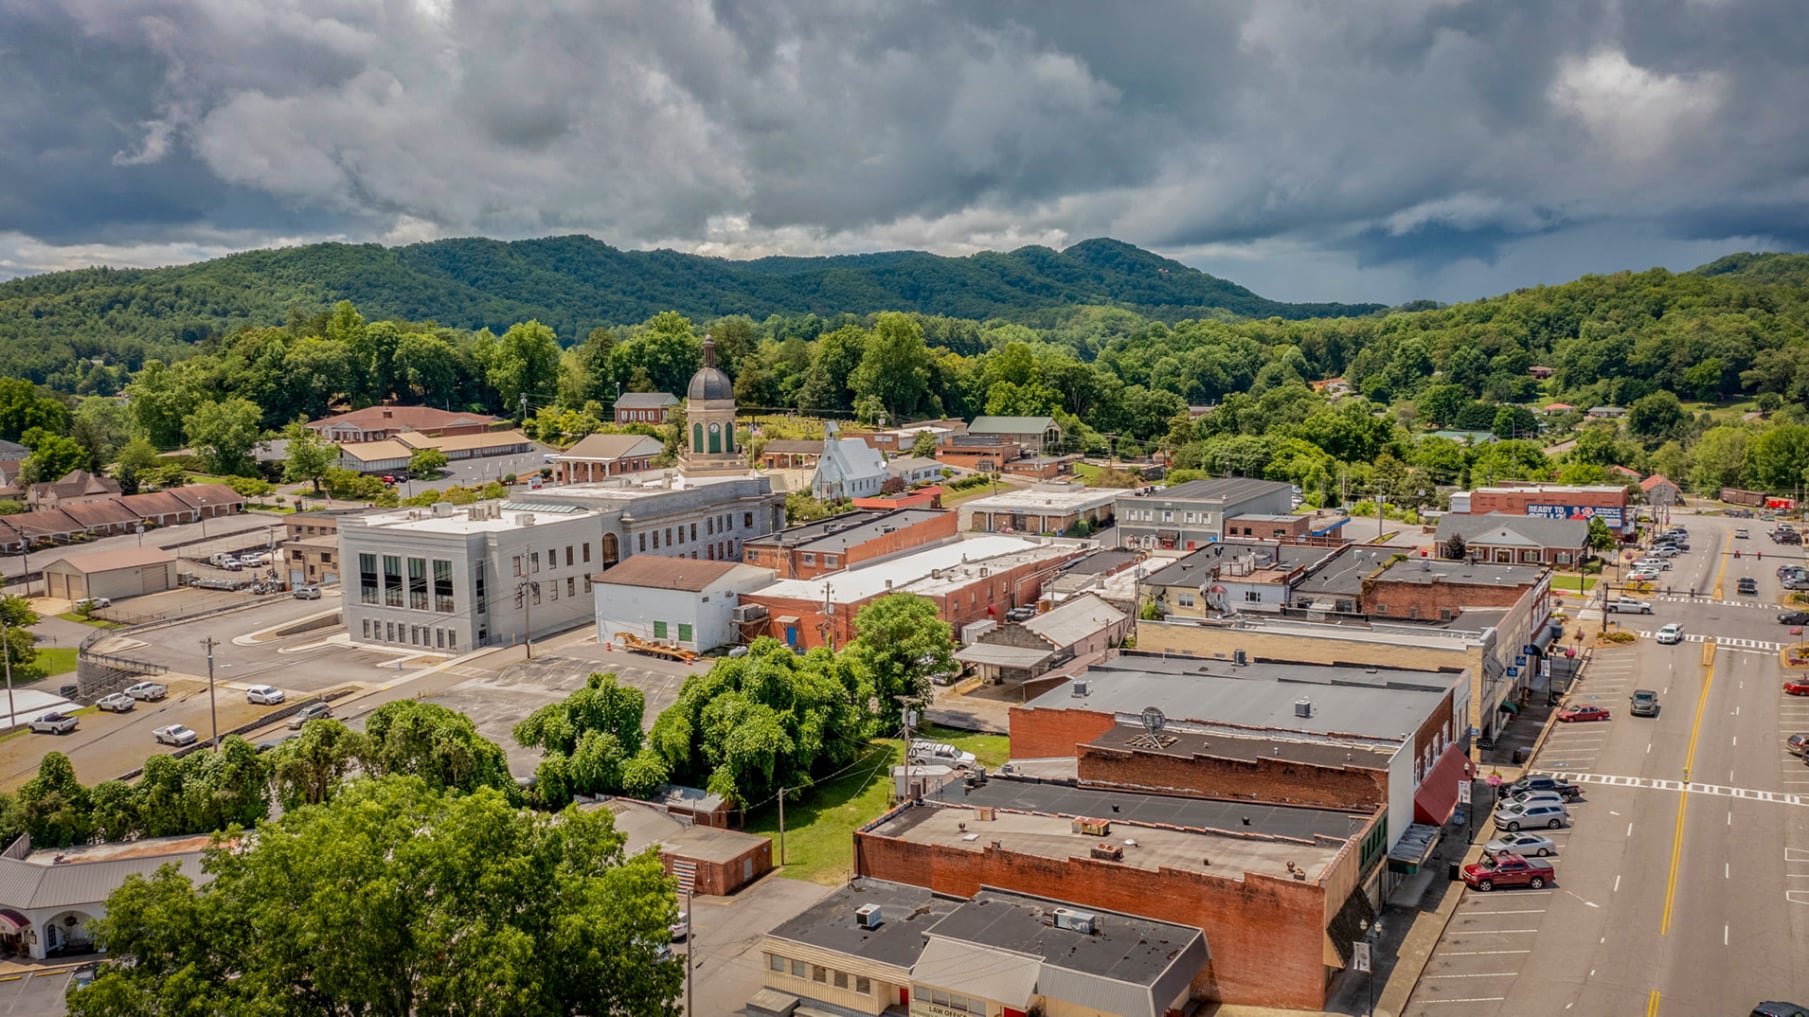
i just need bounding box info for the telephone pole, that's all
[1,612,15,730]
[518,581,536,658]
[777,788,787,865]
[201,636,219,749]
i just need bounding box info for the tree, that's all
[270,719,367,810]
[18,431,86,486]
[1417,384,1471,429]
[846,594,955,731]
[1442,532,1468,561]
[408,446,449,479]
[280,422,338,494]
[0,377,69,442]
[16,753,89,848]
[488,320,563,418]
[1587,516,1617,553]
[1689,425,1750,495]
[515,672,646,757]
[185,398,264,475]
[115,436,160,473]
[1490,404,1539,441]
[69,396,134,471]
[850,313,934,422]
[362,701,520,800]
[0,595,41,680]
[1626,391,1686,444]
[910,429,938,458]
[73,778,682,1017]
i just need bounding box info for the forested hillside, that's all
[0,236,1381,384]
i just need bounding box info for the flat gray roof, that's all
[1035,655,1454,742]
[1143,540,1332,587]
[1138,477,1291,505]
[1375,556,1545,586]
[1084,723,1396,770]
[743,508,946,552]
[931,889,1203,988]
[1291,543,1400,598]
[1063,549,1143,576]
[768,878,959,970]
[920,776,1363,843]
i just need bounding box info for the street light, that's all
[1355,917,1385,1016]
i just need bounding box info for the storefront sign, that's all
[1526,504,1625,528]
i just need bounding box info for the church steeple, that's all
[702,333,716,368]
[680,331,741,476]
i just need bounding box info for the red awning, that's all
[0,909,27,934]
[1414,745,1471,826]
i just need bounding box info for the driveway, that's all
[685,876,833,1017]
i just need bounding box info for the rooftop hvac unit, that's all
[855,904,883,930]
[1295,697,1313,718]
[1089,843,1124,862]
[1071,680,1090,697]
[1071,817,1111,837]
[519,514,536,527]
[731,605,768,624]
[1052,908,1097,935]
[431,502,455,518]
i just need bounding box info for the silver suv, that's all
[1494,801,1568,831]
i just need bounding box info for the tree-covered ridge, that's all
[0,235,1384,382]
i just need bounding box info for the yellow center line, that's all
[1647,989,1662,1016]
[1712,543,1729,600]
[1661,642,1716,935]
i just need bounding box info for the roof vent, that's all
[519,513,536,527]
[1295,697,1313,718]
[855,904,883,930]
[1052,907,1097,934]
[1071,680,1089,697]
[431,501,455,517]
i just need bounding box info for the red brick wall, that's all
[1078,744,1390,812]
[1361,576,1529,618]
[1466,489,1625,515]
[744,512,957,579]
[1009,705,1118,758]
[661,837,774,896]
[853,830,1331,1010]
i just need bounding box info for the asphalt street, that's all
[1405,513,1809,1016]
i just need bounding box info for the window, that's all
[475,572,487,615]
[530,551,540,573]
[639,532,647,552]
[566,577,575,598]
[678,623,693,642]
[515,587,525,609]
[447,630,457,650]
[362,619,371,638]
[855,977,871,995]
[791,959,806,978]
[802,552,815,565]
[1245,591,1261,602]
[547,547,556,570]
[548,581,558,602]
[582,575,592,593]
[360,553,378,604]
[706,517,714,535]
[582,543,591,563]
[1178,593,1195,607]
[512,555,522,577]
[812,966,826,983]
[531,583,541,605]
[322,552,333,564]
[385,621,395,642]
[834,972,849,990]
[383,555,403,607]
[769,955,784,973]
[433,560,454,612]
[1374,603,1388,614]
[652,530,660,549]
[407,558,428,610]
[690,523,697,542]
[565,545,573,567]
[744,512,753,528]
[824,554,837,567]
[666,527,675,546]
[653,621,668,638]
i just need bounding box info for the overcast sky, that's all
[3,0,1806,305]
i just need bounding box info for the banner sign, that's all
[1527,504,1625,528]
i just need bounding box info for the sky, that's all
[2,0,1807,306]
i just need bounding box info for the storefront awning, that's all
[0,909,27,934]
[772,615,800,625]
[1414,745,1471,825]
[913,937,1038,1010]
[1498,700,1520,715]
[1531,622,1559,651]
[1156,529,1180,542]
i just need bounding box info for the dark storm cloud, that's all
[0,0,1805,301]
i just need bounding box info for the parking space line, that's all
[1419,997,1508,1004]
[1426,972,1518,978]
[1439,950,1531,956]
[1460,909,1545,915]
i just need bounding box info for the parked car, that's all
[1462,851,1555,891]
[1750,1003,1809,1017]
[1633,558,1671,571]
[1780,612,1809,626]
[154,724,199,746]
[124,681,168,701]
[245,685,286,705]
[907,739,977,769]
[1494,801,1568,831]
[1482,833,1557,857]
[293,586,321,600]
[1557,704,1611,723]
[1738,577,1759,595]
[289,702,333,729]
[1507,775,1582,801]
[1629,689,1660,717]
[96,692,136,713]
[29,712,78,735]
[1786,733,1809,756]
[1650,546,1681,557]
[1504,789,1566,808]
[71,596,112,611]
[1606,596,1652,614]
[670,910,689,942]
[1627,569,1661,583]
[1656,623,1685,644]
[1784,678,1809,697]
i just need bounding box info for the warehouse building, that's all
[41,547,177,602]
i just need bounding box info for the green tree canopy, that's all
[846,593,956,732]
[184,398,265,475]
[362,700,520,800]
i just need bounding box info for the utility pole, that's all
[201,636,219,749]
[684,884,695,1017]
[519,581,535,658]
[1,612,15,730]
[777,787,786,865]
[898,694,917,804]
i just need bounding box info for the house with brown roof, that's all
[26,470,121,510]
[1,509,85,546]
[592,554,774,651]
[57,499,141,536]
[41,546,177,601]
[550,433,664,484]
[115,490,197,527]
[1640,473,1681,507]
[393,429,533,461]
[166,484,246,519]
[306,405,497,443]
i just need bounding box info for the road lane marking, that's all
[1724,923,1729,945]
[1648,989,1661,1017]
[1462,909,1545,915]
[1421,997,1507,1004]
[1663,641,1716,935]
[1426,972,1518,978]
[1615,874,1622,891]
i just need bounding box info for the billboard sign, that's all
[1527,503,1625,529]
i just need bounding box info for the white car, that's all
[72,596,112,611]
[245,685,286,705]
[124,681,168,701]
[907,740,977,770]
[1626,569,1660,583]
[1656,623,1685,645]
[1633,558,1670,571]
[96,693,136,713]
[1483,833,1558,857]
[1650,546,1681,557]
[154,724,199,747]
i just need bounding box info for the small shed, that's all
[651,783,735,828]
[41,546,177,601]
[594,800,773,896]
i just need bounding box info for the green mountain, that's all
[1692,251,1809,287]
[0,235,1382,381]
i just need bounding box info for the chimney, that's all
[382,408,392,419]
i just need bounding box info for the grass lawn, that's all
[57,612,125,628]
[36,647,77,676]
[745,724,1009,885]
[939,481,1009,508]
[1552,574,1599,593]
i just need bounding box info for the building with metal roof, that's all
[1115,477,1294,550]
[0,833,210,959]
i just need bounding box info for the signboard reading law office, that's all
[1526,503,1625,529]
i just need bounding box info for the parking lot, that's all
[0,964,86,1016]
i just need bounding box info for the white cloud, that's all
[1549,49,1726,165]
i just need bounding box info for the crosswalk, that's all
[1534,770,1808,808]
[1633,630,1783,650]
[1653,595,1782,609]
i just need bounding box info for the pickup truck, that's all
[1462,851,1555,891]
[29,712,78,735]
[1605,596,1652,614]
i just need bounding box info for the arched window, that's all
[708,422,722,454]
[724,424,734,453]
[692,423,704,452]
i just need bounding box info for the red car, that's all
[1557,704,1611,722]
[1785,679,1809,697]
[1462,852,1555,892]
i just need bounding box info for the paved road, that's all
[1406,513,1809,1016]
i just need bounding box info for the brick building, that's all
[306,405,495,443]
[1361,556,1549,620]
[956,482,1117,536]
[1431,512,1588,566]
[611,392,678,425]
[954,592,1129,684]
[854,779,1383,1010]
[739,535,1083,651]
[1450,483,1632,535]
[550,433,663,484]
[934,434,1021,473]
[595,800,771,896]
[739,508,955,580]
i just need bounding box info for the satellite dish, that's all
[1140,707,1167,738]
